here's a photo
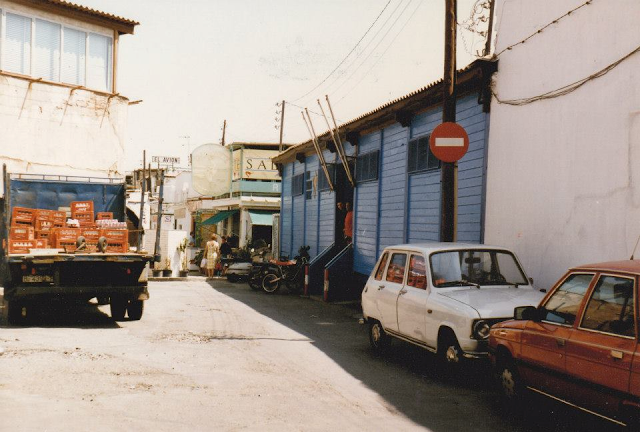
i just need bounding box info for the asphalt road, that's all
[0,277,625,431]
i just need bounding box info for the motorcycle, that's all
[246,248,274,291]
[261,246,310,294]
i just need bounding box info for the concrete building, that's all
[484,0,640,288]
[0,0,138,186]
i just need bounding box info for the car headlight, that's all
[473,320,491,340]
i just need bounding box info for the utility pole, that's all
[221,120,227,146]
[441,0,457,242]
[278,100,285,152]
[153,169,165,263]
[483,0,495,57]
[137,150,146,252]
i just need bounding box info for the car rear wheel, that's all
[369,320,391,354]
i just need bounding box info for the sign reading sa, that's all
[429,122,469,163]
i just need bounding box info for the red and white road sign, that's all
[429,122,469,163]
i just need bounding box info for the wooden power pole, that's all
[221,120,227,146]
[440,0,457,242]
[279,100,285,152]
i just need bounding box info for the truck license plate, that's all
[22,275,53,283]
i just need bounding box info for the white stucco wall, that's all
[485,0,640,288]
[0,1,128,193]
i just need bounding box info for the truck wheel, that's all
[110,298,127,321]
[127,300,144,321]
[96,296,110,305]
[7,301,26,325]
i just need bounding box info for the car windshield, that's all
[429,249,528,288]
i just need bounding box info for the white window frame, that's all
[0,7,113,93]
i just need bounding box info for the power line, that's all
[290,0,393,104]
[335,0,420,103]
[496,0,594,57]
[492,43,640,106]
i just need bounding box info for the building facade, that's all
[0,0,137,187]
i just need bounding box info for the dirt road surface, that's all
[0,278,622,431]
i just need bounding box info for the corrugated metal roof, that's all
[22,0,139,30]
[274,59,494,163]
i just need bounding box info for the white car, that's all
[361,242,545,365]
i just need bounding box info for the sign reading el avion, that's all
[152,155,181,165]
[232,149,280,181]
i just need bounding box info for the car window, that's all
[540,273,594,325]
[430,249,528,287]
[580,275,636,337]
[407,254,426,289]
[386,253,407,284]
[374,252,389,281]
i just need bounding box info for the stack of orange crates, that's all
[49,227,81,252]
[71,201,94,228]
[100,228,129,253]
[11,207,35,227]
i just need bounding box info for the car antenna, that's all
[630,234,640,260]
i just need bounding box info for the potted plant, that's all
[162,257,172,277]
[177,237,189,277]
[152,261,163,277]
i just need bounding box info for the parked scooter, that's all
[261,246,310,294]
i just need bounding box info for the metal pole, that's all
[441,0,457,243]
[279,100,285,152]
[302,110,334,191]
[153,169,165,263]
[222,120,227,146]
[483,0,495,57]
[137,151,146,252]
[147,163,152,198]
[322,96,355,187]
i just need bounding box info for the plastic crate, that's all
[70,201,94,214]
[72,210,94,224]
[81,228,101,241]
[35,239,49,248]
[35,230,50,240]
[34,209,53,221]
[54,239,77,252]
[52,211,66,222]
[100,229,128,242]
[35,219,54,232]
[11,207,35,226]
[50,227,80,245]
[9,226,34,240]
[96,212,113,220]
[105,241,128,253]
[8,240,36,254]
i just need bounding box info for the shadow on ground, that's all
[211,280,623,432]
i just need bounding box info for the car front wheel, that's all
[369,320,391,354]
[497,354,523,401]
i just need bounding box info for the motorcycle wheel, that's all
[262,273,280,294]
[248,276,262,291]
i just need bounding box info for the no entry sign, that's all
[429,122,469,163]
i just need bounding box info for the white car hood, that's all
[437,286,545,318]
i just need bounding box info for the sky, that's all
[79,0,486,170]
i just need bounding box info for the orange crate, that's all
[52,211,66,222]
[71,201,94,214]
[81,228,101,241]
[11,207,35,226]
[35,230,50,240]
[100,229,128,242]
[34,209,53,221]
[35,219,54,232]
[54,239,76,252]
[105,241,128,253]
[52,221,65,229]
[9,226,34,240]
[8,240,36,254]
[96,212,113,220]
[35,239,49,248]
[72,210,94,223]
[50,227,80,245]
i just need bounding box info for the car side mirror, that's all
[514,305,539,321]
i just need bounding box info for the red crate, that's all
[72,210,94,224]
[50,227,80,245]
[11,207,35,226]
[54,239,76,252]
[9,226,34,240]
[34,209,53,221]
[52,221,65,229]
[105,241,128,253]
[35,230,50,240]
[35,219,54,232]
[35,239,49,248]
[71,201,94,214]
[8,240,36,254]
[100,229,128,242]
[96,212,113,220]
[52,211,66,222]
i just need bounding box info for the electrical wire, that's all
[496,0,594,57]
[289,0,393,104]
[492,44,640,106]
[336,0,421,103]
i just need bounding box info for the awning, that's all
[248,210,274,226]
[202,210,238,225]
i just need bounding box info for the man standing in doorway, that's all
[344,202,353,243]
[336,202,346,246]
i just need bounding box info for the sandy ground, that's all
[0,277,623,432]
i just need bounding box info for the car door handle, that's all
[399,289,407,295]
[378,285,385,290]
[555,338,565,347]
[610,350,624,360]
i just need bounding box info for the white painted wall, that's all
[485,0,640,288]
[0,0,128,193]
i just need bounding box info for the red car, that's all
[489,260,640,427]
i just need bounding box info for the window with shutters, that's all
[408,135,440,173]
[291,173,304,196]
[0,9,113,92]
[356,151,379,183]
[4,13,31,75]
[318,164,335,191]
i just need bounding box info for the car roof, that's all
[571,260,640,275]
[381,242,514,254]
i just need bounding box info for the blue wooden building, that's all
[273,60,496,300]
